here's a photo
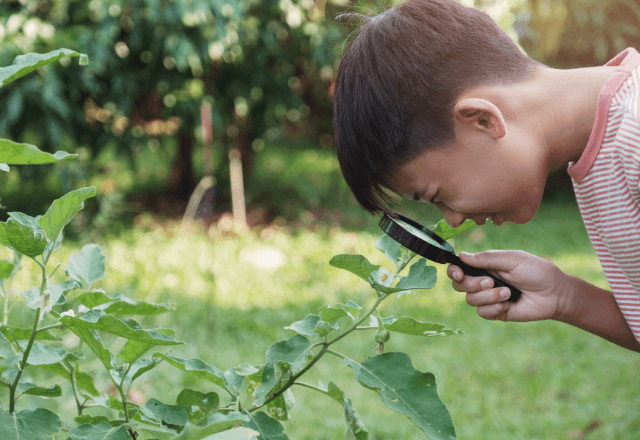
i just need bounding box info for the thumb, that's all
[459,250,522,272]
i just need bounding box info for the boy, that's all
[332,0,640,352]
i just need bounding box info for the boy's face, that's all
[388,124,548,227]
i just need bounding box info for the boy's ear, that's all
[454,98,506,140]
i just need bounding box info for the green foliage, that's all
[345,353,456,440]
[0,50,475,440]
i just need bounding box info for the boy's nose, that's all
[440,206,467,228]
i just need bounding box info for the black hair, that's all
[333,0,540,213]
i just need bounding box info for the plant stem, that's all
[118,363,134,423]
[253,292,389,412]
[327,293,386,346]
[8,308,40,413]
[325,349,346,360]
[292,381,335,397]
[8,255,52,413]
[36,323,65,334]
[7,328,23,353]
[68,364,84,416]
[250,344,328,413]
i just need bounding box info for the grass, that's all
[2,192,640,440]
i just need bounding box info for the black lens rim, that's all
[378,211,455,262]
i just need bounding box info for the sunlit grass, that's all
[4,195,640,440]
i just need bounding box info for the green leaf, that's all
[73,415,121,426]
[253,335,311,406]
[345,352,456,440]
[0,139,76,165]
[61,310,182,346]
[25,342,66,365]
[103,292,172,315]
[0,330,17,359]
[317,305,352,322]
[317,380,345,403]
[21,280,77,310]
[8,212,41,229]
[375,234,404,265]
[0,49,88,87]
[5,218,47,258]
[0,408,62,439]
[335,300,362,319]
[0,326,60,342]
[329,254,380,283]
[343,396,369,440]
[152,353,232,394]
[394,259,438,291]
[429,219,475,241]
[176,388,219,425]
[68,327,115,372]
[0,261,14,279]
[76,290,171,315]
[16,382,63,397]
[371,316,461,337]
[367,259,438,295]
[222,364,259,396]
[119,328,176,364]
[242,411,289,440]
[197,412,249,432]
[38,187,96,242]
[375,235,414,271]
[123,357,162,387]
[0,224,13,251]
[284,314,336,338]
[140,398,189,431]
[68,421,131,440]
[75,290,112,308]
[266,388,295,421]
[76,370,100,396]
[68,244,106,288]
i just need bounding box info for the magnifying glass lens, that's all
[396,218,447,249]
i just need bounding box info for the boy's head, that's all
[333,0,541,215]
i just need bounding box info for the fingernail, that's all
[499,288,511,300]
[456,271,463,281]
[481,279,492,289]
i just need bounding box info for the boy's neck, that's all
[536,65,618,170]
[466,64,617,172]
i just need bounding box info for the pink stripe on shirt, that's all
[569,47,640,342]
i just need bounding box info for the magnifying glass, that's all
[379,211,522,302]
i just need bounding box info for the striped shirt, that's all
[569,47,640,342]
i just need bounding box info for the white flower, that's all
[35,290,52,315]
[78,305,89,314]
[369,268,395,288]
[60,310,75,318]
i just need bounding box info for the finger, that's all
[449,265,496,293]
[476,301,510,321]
[466,287,511,307]
[447,264,463,282]
[459,250,523,272]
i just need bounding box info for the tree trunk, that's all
[169,128,196,199]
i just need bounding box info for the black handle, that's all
[447,254,522,302]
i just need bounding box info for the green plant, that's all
[0,51,471,440]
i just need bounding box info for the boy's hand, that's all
[447,250,571,322]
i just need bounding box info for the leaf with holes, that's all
[345,352,456,440]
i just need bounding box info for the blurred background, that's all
[2,0,640,439]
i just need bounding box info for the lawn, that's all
[3,190,639,440]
